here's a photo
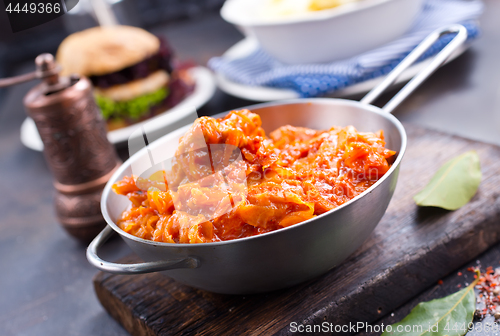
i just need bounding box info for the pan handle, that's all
[86,226,200,274]
[360,24,468,114]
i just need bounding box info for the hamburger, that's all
[56,26,193,130]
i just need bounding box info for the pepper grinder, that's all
[0,53,121,241]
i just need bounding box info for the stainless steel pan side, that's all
[87,25,467,294]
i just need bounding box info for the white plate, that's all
[21,66,216,152]
[215,37,469,101]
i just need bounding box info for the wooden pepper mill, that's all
[0,53,120,241]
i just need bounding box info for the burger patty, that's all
[94,70,170,101]
[89,38,173,89]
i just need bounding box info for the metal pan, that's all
[87,25,467,294]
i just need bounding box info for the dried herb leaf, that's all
[414,151,481,210]
[382,277,479,336]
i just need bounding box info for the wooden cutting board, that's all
[94,123,500,336]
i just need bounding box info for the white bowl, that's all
[221,0,423,64]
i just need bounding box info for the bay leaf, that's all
[414,151,481,210]
[381,276,479,336]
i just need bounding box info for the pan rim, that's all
[101,98,407,248]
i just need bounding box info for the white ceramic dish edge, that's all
[223,0,406,26]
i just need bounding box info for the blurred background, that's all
[0,0,226,68]
[0,0,227,80]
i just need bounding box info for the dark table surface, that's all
[1,1,500,335]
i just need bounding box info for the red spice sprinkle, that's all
[458,272,463,276]
[457,284,462,288]
[437,280,443,285]
[471,266,500,319]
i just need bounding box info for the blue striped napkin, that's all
[209,0,483,98]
